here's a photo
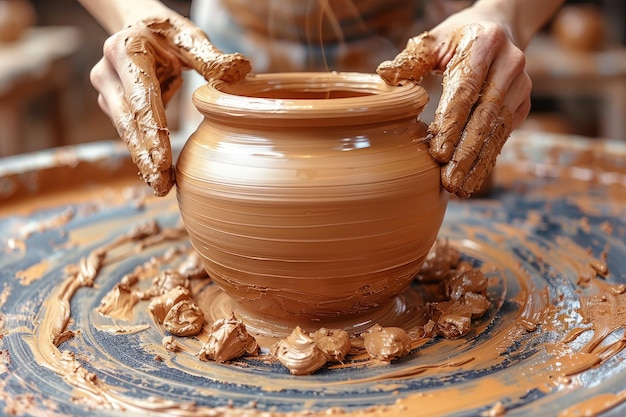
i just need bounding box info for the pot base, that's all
[178,71,446,328]
[196,284,429,339]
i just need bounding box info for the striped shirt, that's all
[190,0,450,72]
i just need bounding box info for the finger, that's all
[440,80,505,194]
[441,37,526,196]
[104,33,175,196]
[509,74,532,130]
[140,17,251,82]
[429,24,504,164]
[96,93,110,117]
[461,69,531,194]
[452,106,513,197]
[447,69,529,197]
[376,31,439,85]
[89,58,119,118]
[159,70,184,106]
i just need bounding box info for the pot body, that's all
[176,72,447,323]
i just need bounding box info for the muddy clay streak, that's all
[22,222,274,416]
[18,210,625,416]
[559,390,626,417]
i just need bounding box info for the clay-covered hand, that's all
[377,14,531,198]
[90,15,251,196]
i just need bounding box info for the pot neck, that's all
[192,72,429,127]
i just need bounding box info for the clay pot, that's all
[0,0,35,43]
[176,72,448,327]
[551,4,605,52]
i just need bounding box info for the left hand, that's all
[89,15,251,196]
[377,11,532,198]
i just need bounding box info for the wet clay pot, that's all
[176,72,448,327]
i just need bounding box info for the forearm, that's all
[77,0,176,33]
[471,0,565,49]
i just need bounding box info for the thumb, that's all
[145,17,251,83]
[376,32,439,85]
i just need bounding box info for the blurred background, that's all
[0,0,625,157]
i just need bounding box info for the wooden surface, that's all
[0,26,81,156]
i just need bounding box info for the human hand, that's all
[377,11,531,198]
[90,15,251,196]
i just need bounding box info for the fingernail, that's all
[432,140,453,162]
[449,169,464,188]
[441,141,453,157]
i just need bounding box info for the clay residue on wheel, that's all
[198,314,259,363]
[6,142,626,416]
[362,324,412,362]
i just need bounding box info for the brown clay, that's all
[175,72,448,330]
[198,314,259,362]
[273,326,329,375]
[362,324,412,362]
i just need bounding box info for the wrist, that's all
[470,0,523,47]
[470,0,564,49]
[117,2,179,30]
[79,0,176,33]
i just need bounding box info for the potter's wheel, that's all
[1,132,626,416]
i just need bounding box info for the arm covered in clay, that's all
[377,0,564,198]
[77,0,251,196]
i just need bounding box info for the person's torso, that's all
[221,0,425,45]
[191,0,450,72]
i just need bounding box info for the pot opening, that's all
[228,89,372,100]
[214,73,395,101]
[194,72,429,123]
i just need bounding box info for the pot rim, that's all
[192,72,429,124]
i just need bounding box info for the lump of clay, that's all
[198,314,259,363]
[162,336,181,352]
[446,269,488,300]
[163,299,204,336]
[417,240,462,283]
[97,282,140,318]
[151,270,190,296]
[148,285,191,324]
[274,326,328,375]
[363,324,412,362]
[177,251,208,279]
[462,292,490,319]
[437,313,471,339]
[434,300,472,339]
[311,328,352,363]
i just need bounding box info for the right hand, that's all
[90,15,251,196]
[377,9,533,198]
